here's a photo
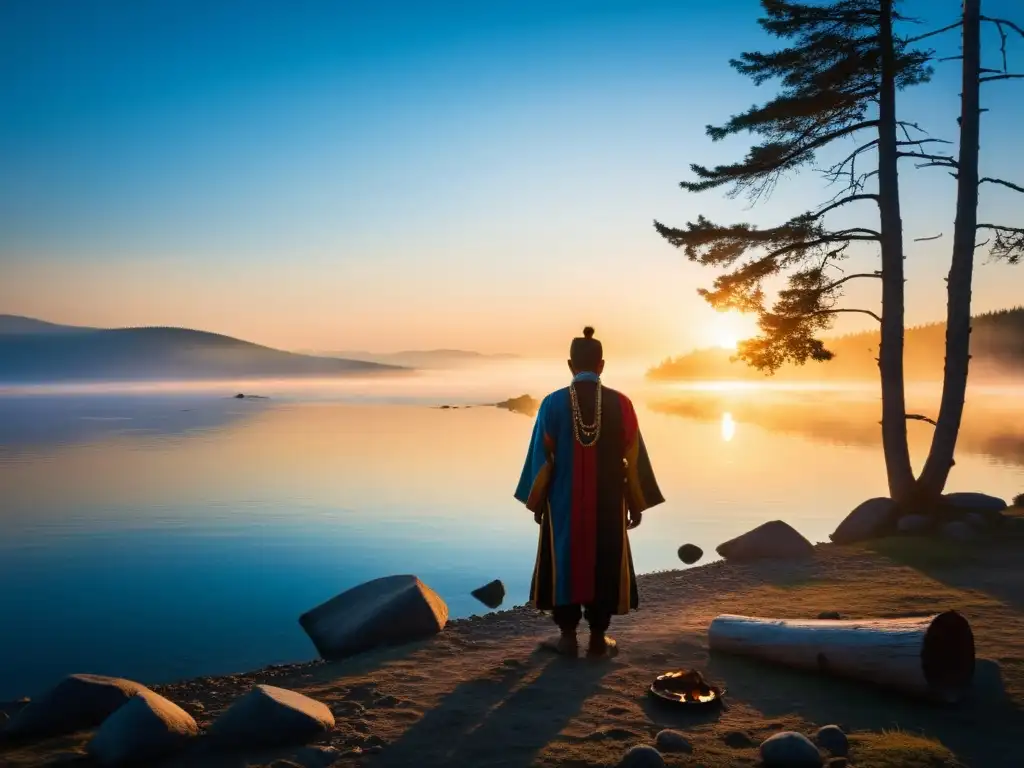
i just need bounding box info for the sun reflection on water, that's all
[721,411,736,442]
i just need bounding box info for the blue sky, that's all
[1,0,1022,357]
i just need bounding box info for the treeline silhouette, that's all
[648,307,1024,382]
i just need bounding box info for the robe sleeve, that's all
[619,393,665,514]
[514,395,555,513]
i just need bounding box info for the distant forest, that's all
[648,307,1024,382]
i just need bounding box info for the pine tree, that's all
[654,0,931,504]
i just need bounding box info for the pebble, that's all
[760,731,823,767]
[817,611,841,620]
[723,730,755,748]
[655,729,692,753]
[617,745,665,767]
[815,724,849,756]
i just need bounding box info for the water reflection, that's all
[721,412,736,442]
[0,381,1021,700]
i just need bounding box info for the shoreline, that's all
[4,534,1024,767]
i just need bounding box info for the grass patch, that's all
[864,536,980,569]
[850,730,961,767]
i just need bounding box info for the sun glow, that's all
[721,411,736,442]
[706,310,757,351]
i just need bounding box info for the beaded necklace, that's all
[569,380,602,447]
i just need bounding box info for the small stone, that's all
[677,544,703,565]
[655,729,692,753]
[965,512,989,530]
[617,744,665,767]
[292,745,342,767]
[897,514,931,535]
[471,580,506,609]
[207,685,334,747]
[723,730,755,748]
[760,731,823,767]
[817,611,841,620]
[87,690,198,766]
[941,520,979,543]
[815,725,849,756]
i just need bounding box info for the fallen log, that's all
[707,611,975,703]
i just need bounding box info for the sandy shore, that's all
[4,524,1024,767]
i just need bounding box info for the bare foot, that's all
[587,635,618,659]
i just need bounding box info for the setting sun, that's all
[707,310,757,351]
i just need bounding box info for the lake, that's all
[1,363,1022,700]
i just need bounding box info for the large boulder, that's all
[716,521,814,562]
[760,731,822,767]
[830,498,897,544]
[942,492,1007,514]
[299,575,449,659]
[208,684,334,748]
[86,690,197,765]
[4,674,152,740]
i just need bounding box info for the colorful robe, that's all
[514,374,664,614]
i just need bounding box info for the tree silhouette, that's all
[654,0,931,502]
[914,1,1024,501]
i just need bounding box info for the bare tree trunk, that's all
[876,0,917,505]
[917,0,982,500]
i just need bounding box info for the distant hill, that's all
[0,316,405,383]
[0,315,98,335]
[313,349,520,369]
[648,307,1024,382]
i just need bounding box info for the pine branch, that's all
[905,413,938,426]
[811,193,879,218]
[904,20,963,44]
[980,74,1024,83]
[978,224,1024,264]
[980,16,1024,41]
[914,233,943,242]
[813,307,883,323]
[897,151,958,169]
[980,177,1024,194]
[818,271,883,292]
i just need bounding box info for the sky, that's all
[2,0,1023,360]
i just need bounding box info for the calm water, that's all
[1,364,1022,699]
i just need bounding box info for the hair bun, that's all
[582,326,595,339]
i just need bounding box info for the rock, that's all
[962,514,987,532]
[677,544,703,565]
[292,746,342,767]
[722,730,755,748]
[208,684,334,748]
[941,520,979,543]
[827,759,848,768]
[655,729,692,753]
[897,514,931,535]
[235,393,245,398]
[617,744,665,767]
[471,580,506,609]
[87,690,197,765]
[815,725,849,756]
[716,521,814,562]
[4,674,152,740]
[817,611,841,620]
[299,574,449,659]
[760,731,823,767]
[830,497,897,544]
[942,492,1007,514]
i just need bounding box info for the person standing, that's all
[515,327,664,657]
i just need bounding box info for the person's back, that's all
[514,326,664,657]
